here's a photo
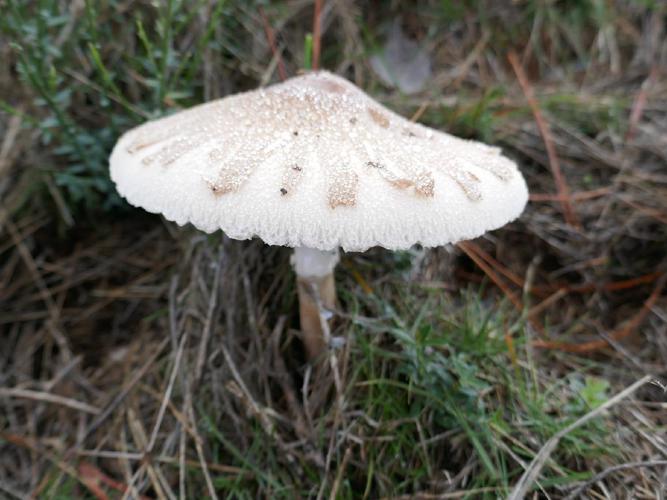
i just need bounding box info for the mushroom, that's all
[109,71,528,360]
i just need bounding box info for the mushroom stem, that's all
[291,246,339,360]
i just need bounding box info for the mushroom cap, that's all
[110,71,528,252]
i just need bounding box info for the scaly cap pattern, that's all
[110,71,528,251]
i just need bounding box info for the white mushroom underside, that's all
[110,71,529,252]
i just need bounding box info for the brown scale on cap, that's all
[120,71,519,210]
[367,108,390,128]
[206,150,261,195]
[125,124,177,154]
[125,104,212,156]
[414,172,435,197]
[280,163,304,197]
[328,167,358,208]
[314,78,348,94]
[207,168,243,195]
[126,137,163,154]
[367,161,434,197]
[368,161,409,188]
[443,168,482,201]
[141,137,207,166]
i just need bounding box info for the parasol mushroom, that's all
[109,71,528,360]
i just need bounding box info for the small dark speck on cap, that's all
[280,188,288,195]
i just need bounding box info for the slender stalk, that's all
[292,247,338,360]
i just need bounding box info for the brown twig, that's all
[466,241,662,296]
[271,317,316,446]
[75,449,247,476]
[409,102,429,123]
[618,196,667,225]
[625,65,658,141]
[0,111,22,178]
[329,446,353,500]
[565,460,667,499]
[346,263,374,295]
[459,242,550,336]
[458,242,522,309]
[533,274,666,353]
[258,7,287,81]
[529,187,612,202]
[452,31,490,88]
[527,288,568,318]
[78,338,169,444]
[2,433,95,499]
[312,0,323,70]
[126,408,171,500]
[194,247,222,383]
[463,241,525,288]
[564,271,663,294]
[185,392,219,500]
[1,207,60,321]
[508,50,580,228]
[0,388,100,415]
[147,332,188,452]
[79,462,151,500]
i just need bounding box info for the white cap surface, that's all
[110,71,528,252]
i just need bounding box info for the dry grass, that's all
[1,0,666,498]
